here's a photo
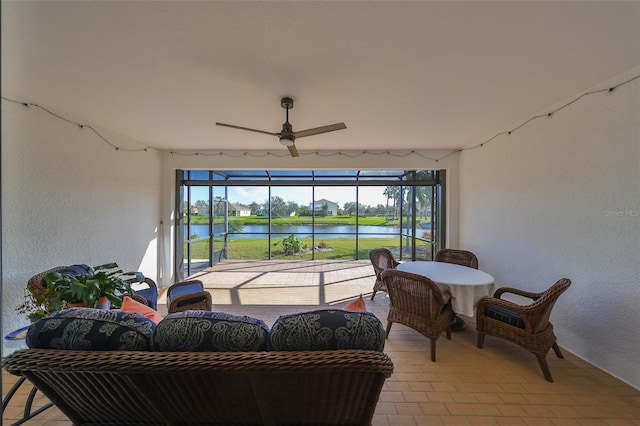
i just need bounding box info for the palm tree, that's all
[383,186,402,220]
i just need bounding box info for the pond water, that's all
[186,224,413,238]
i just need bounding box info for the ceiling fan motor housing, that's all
[280,121,295,146]
[281,97,294,109]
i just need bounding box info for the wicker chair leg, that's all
[371,290,377,300]
[476,333,485,348]
[385,322,393,338]
[537,355,554,382]
[551,342,564,359]
[430,339,437,362]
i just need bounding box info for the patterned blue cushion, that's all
[26,308,156,351]
[153,311,270,352]
[269,309,386,351]
[55,264,92,277]
[135,287,158,310]
[484,304,525,329]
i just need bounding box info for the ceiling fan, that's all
[216,97,346,157]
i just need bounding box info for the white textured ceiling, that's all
[2,1,639,154]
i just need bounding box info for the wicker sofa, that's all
[4,308,394,426]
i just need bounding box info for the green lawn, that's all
[186,236,433,261]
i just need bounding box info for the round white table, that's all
[397,261,495,317]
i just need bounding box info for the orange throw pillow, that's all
[121,296,164,324]
[345,294,366,312]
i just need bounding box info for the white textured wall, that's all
[1,101,162,353]
[459,69,640,388]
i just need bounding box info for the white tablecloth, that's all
[397,261,495,317]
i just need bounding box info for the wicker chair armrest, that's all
[170,291,212,306]
[168,279,204,292]
[124,277,158,308]
[126,277,157,289]
[128,293,150,306]
[494,286,544,301]
[27,266,67,297]
[440,290,452,306]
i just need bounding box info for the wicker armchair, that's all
[381,269,454,361]
[369,248,401,300]
[125,277,159,309]
[475,278,572,382]
[434,248,478,269]
[433,248,479,331]
[166,279,212,313]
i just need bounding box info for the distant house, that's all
[196,206,210,216]
[228,203,251,217]
[310,199,338,216]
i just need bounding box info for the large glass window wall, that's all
[176,170,445,278]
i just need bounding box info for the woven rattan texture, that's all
[381,269,454,362]
[4,348,393,425]
[475,278,571,382]
[434,249,479,269]
[369,248,401,300]
[166,280,213,314]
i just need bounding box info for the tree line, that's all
[189,185,433,219]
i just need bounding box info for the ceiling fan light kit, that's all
[216,97,346,157]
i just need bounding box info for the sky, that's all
[191,185,391,208]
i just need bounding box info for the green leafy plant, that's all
[45,263,143,310]
[17,286,56,322]
[273,234,307,255]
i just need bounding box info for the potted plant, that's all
[17,286,56,322]
[45,263,143,310]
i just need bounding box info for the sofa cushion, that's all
[121,296,164,324]
[153,311,270,352]
[26,307,156,351]
[269,309,385,351]
[55,264,93,278]
[484,304,525,329]
[344,294,366,311]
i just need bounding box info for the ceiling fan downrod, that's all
[280,97,295,146]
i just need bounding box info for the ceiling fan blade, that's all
[216,122,278,137]
[287,144,299,157]
[294,123,347,138]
